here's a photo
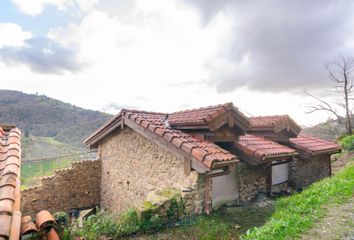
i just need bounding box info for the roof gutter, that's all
[261,152,299,162]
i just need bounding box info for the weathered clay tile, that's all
[249,115,301,135]
[9,210,21,240]
[21,216,38,236]
[289,134,341,156]
[46,228,60,240]
[35,210,55,231]
[7,149,21,158]
[154,128,166,136]
[0,173,17,187]
[0,199,13,213]
[167,103,235,127]
[236,135,297,163]
[3,165,19,176]
[0,213,11,238]
[180,142,196,154]
[171,137,187,148]
[190,148,208,161]
[0,126,22,240]
[0,185,15,201]
[4,157,20,167]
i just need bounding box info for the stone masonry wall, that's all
[181,172,206,215]
[289,155,330,189]
[21,159,101,216]
[99,127,204,214]
[236,162,267,202]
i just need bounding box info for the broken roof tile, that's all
[35,210,55,232]
[21,216,38,236]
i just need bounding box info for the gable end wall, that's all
[99,127,202,213]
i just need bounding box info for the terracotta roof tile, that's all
[0,125,21,240]
[249,115,301,135]
[36,210,55,232]
[167,102,249,129]
[289,134,341,156]
[21,216,38,236]
[0,214,12,238]
[122,110,238,169]
[236,134,298,163]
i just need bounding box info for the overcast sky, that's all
[1,0,354,126]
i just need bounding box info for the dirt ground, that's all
[331,152,354,173]
[300,197,354,240]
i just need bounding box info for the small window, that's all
[272,163,289,185]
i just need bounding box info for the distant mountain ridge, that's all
[0,90,112,147]
[302,117,354,142]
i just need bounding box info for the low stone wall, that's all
[21,159,101,216]
[289,155,331,189]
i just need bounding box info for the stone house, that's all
[84,102,341,215]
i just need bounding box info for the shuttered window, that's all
[272,163,289,185]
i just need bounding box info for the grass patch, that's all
[21,158,72,188]
[132,204,275,240]
[241,163,354,240]
[65,209,164,240]
[21,135,92,188]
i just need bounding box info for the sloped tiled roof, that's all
[85,102,340,168]
[122,110,237,169]
[289,134,341,156]
[249,115,301,135]
[236,134,298,163]
[0,125,21,240]
[167,102,249,130]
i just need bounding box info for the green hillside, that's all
[0,90,112,148]
[302,117,354,141]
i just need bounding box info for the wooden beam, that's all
[184,157,191,176]
[208,111,231,131]
[228,114,235,127]
[236,151,261,165]
[123,117,209,173]
[87,119,122,148]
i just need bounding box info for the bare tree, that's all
[305,56,354,135]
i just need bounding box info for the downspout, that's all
[204,164,234,214]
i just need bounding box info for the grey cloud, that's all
[96,0,135,18]
[101,103,139,112]
[0,37,85,74]
[183,0,354,93]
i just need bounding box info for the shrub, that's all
[339,134,354,151]
[68,208,168,239]
[73,209,139,240]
